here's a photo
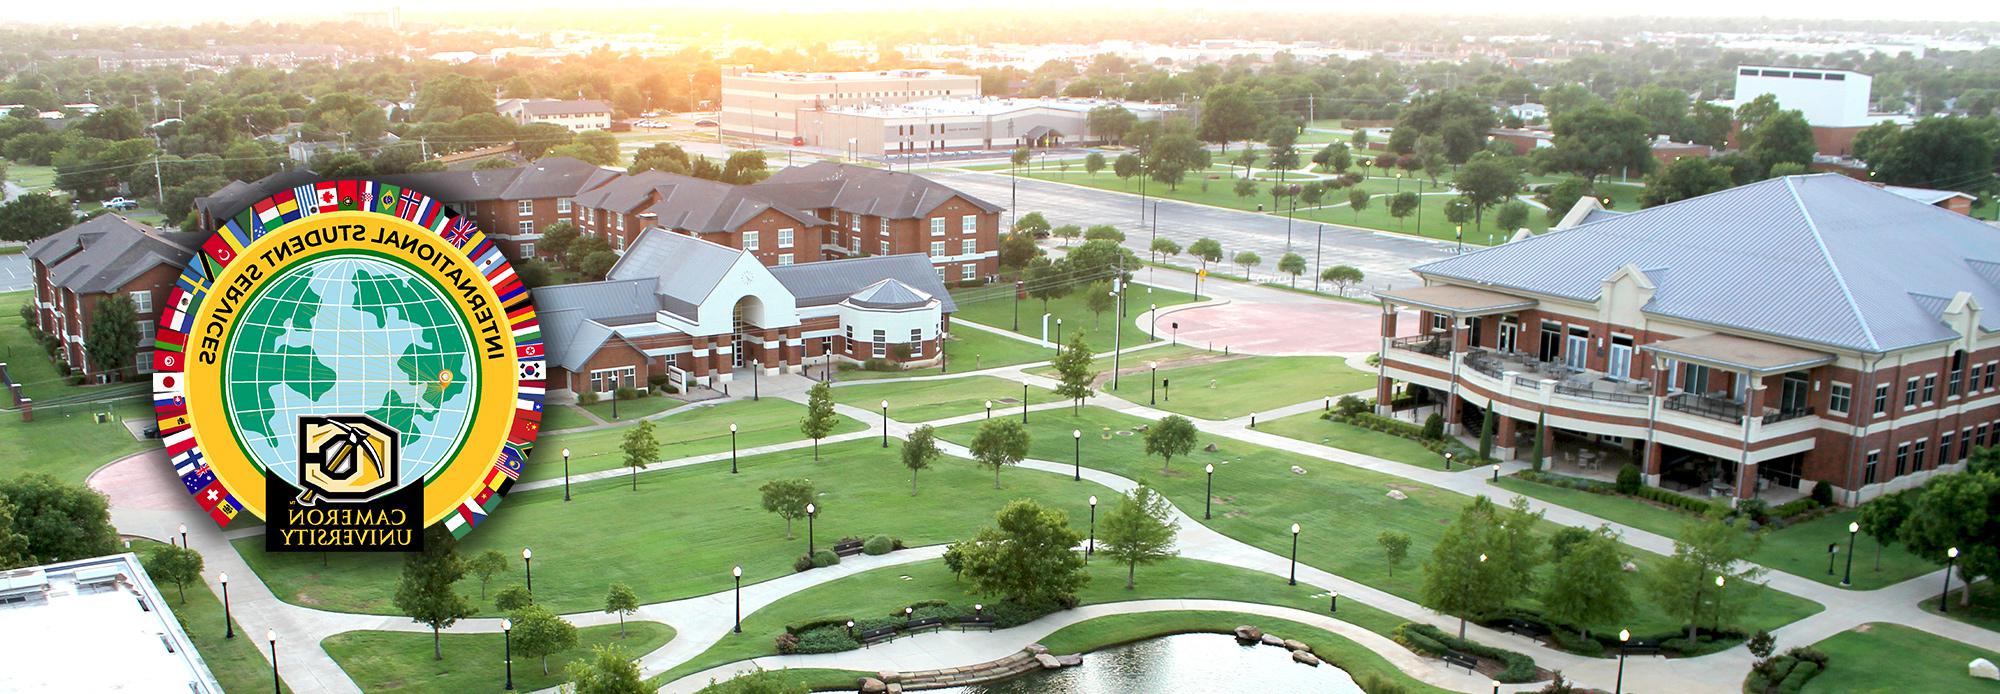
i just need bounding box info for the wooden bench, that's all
[832,539,866,557]
[1499,618,1549,639]
[903,617,945,634]
[954,615,996,630]
[1622,640,1662,656]
[857,625,898,646]
[1440,650,1479,673]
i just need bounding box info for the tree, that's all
[1196,85,1261,150]
[394,526,475,660]
[1014,211,1052,237]
[142,543,203,603]
[1478,409,1496,459]
[1377,531,1411,577]
[1278,253,1307,287]
[1649,514,1765,642]
[569,643,648,694]
[1087,105,1138,144]
[494,584,534,611]
[1347,188,1371,222]
[604,583,640,638]
[1857,490,1913,572]
[957,500,1089,605]
[1083,152,1106,175]
[0,474,117,565]
[999,231,1041,271]
[1325,142,1353,173]
[1052,224,1082,247]
[1747,111,1816,178]
[1640,157,1735,208]
[1897,471,2000,607]
[1188,238,1223,271]
[1299,182,1326,207]
[1868,117,1999,194]
[1084,281,1117,326]
[536,221,578,262]
[0,194,74,243]
[969,419,1031,489]
[1454,155,1523,233]
[510,604,579,675]
[1539,526,1632,639]
[1543,106,1652,183]
[1112,152,1142,185]
[1618,85,1691,138]
[1321,265,1364,297]
[1149,237,1182,265]
[0,496,28,571]
[1233,177,1257,200]
[1099,485,1180,588]
[902,425,941,496]
[1145,132,1204,190]
[758,478,816,539]
[621,419,657,490]
[468,549,509,600]
[1682,102,1736,148]
[1233,251,1260,281]
[800,382,837,460]
[1422,496,1511,638]
[628,142,691,175]
[1143,415,1198,472]
[1052,334,1097,413]
[85,294,138,380]
[722,150,769,184]
[566,234,611,271]
[1491,200,1529,232]
[1388,192,1418,230]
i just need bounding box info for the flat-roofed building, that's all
[721,68,981,144]
[0,554,223,693]
[800,97,1180,155]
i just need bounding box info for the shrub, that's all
[647,373,671,390]
[577,391,600,405]
[615,386,639,401]
[1392,623,1537,683]
[1769,498,1820,521]
[791,625,859,654]
[1777,661,1820,693]
[773,632,800,654]
[1615,464,1642,494]
[792,554,816,573]
[863,535,894,555]
[1420,412,1445,441]
[1810,480,1833,505]
[1335,395,1369,417]
[861,358,897,372]
[1356,673,1410,694]
[811,549,840,567]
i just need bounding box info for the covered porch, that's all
[1374,283,1538,430]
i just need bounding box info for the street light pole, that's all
[220,572,233,639]
[1288,523,1301,585]
[266,630,278,694]
[179,523,187,548]
[1072,429,1082,481]
[503,618,515,691]
[880,400,889,448]
[730,424,739,474]
[1150,362,1158,405]
[1616,629,1630,694]
[1087,496,1097,561]
[1110,285,1123,391]
[1313,224,1324,293]
[1842,521,1858,586]
[985,400,992,419]
[522,548,533,593]
[1204,464,1214,519]
[1022,384,1029,423]
[562,447,572,501]
[732,566,743,633]
[1942,547,1960,613]
[806,503,816,555]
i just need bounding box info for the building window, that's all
[1895,442,1909,477]
[1922,375,1937,404]
[1914,439,1928,471]
[1950,350,1966,397]
[517,200,534,216]
[1973,363,1985,393]
[930,218,945,236]
[1828,383,1851,415]
[851,215,862,233]
[844,325,853,342]
[909,328,924,357]
[557,198,572,214]
[1966,427,1977,454]
[1905,378,1920,409]
[589,366,636,393]
[518,220,534,235]
[961,238,977,255]
[743,231,760,251]
[135,351,151,376]
[1981,423,1992,447]
[1987,361,1997,389]
[128,291,152,314]
[778,253,794,265]
[961,215,976,233]
[1864,451,1879,485]
[778,228,794,249]
[851,237,862,253]
[1873,384,1889,416]
[961,264,976,280]
[929,241,945,257]
[879,241,890,256]
[872,329,886,358]
[521,242,536,257]
[1940,433,1954,466]
[880,219,890,235]
[135,319,153,344]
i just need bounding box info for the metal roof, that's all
[1412,174,2000,354]
[605,229,748,319]
[531,278,660,372]
[755,162,1002,219]
[843,278,935,310]
[27,214,200,294]
[1642,333,1835,374]
[1374,284,1537,316]
[769,253,958,312]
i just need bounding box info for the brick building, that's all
[370,156,620,258]
[1374,174,2000,506]
[26,215,203,382]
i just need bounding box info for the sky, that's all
[0,0,1993,26]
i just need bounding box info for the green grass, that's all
[1491,477,1695,538]
[1261,411,1447,469]
[580,394,683,423]
[933,406,1822,638]
[540,404,595,432]
[324,621,674,693]
[1036,612,1454,694]
[0,245,22,256]
[1032,354,1369,420]
[694,669,873,693]
[132,540,294,693]
[948,284,1200,356]
[832,376,1054,424]
[834,325,1054,381]
[235,438,1125,616]
[654,556,1429,689]
[0,291,155,483]
[5,162,56,190]
[1921,580,2000,633]
[1804,623,2000,693]
[525,398,865,483]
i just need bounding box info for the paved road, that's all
[0,252,30,292]
[926,168,1456,292]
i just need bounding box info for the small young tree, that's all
[510,604,579,675]
[1084,281,1117,325]
[1539,525,1632,640]
[1144,414,1198,472]
[1051,334,1098,413]
[1421,496,1509,638]
[85,294,138,381]
[1053,224,1083,247]
[1388,191,1420,230]
[969,419,1031,489]
[468,549,509,600]
[957,500,1089,605]
[1377,531,1411,578]
[1149,237,1182,264]
[604,583,640,638]
[494,584,534,611]
[621,418,657,490]
[1857,490,1912,571]
[1188,237,1224,271]
[567,644,648,694]
[758,478,816,539]
[800,382,837,460]
[1649,514,1765,642]
[1496,200,1531,232]
[143,543,203,603]
[1099,484,1180,589]
[1278,252,1306,287]
[393,526,475,660]
[1233,177,1257,199]
[1321,265,1364,296]
[1347,188,1371,222]
[1084,152,1106,175]
[1233,250,1260,281]
[901,425,941,496]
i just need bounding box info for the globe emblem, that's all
[221,255,478,488]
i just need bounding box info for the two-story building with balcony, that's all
[370,156,619,259]
[1375,174,2000,506]
[26,214,202,382]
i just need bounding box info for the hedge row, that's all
[1391,622,1537,683]
[1747,647,1830,693]
[1326,411,1486,464]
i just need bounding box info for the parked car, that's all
[693,119,718,127]
[100,197,139,210]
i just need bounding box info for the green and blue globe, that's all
[222,255,477,485]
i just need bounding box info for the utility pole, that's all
[1307,93,1314,124]
[1313,224,1323,293]
[1110,275,1124,391]
[153,155,164,210]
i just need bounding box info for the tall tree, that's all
[621,418,657,490]
[1617,85,1691,138]
[1144,415,1198,472]
[86,294,138,380]
[1857,489,1914,572]
[0,194,75,243]
[1422,496,1510,638]
[1052,334,1098,413]
[1869,117,1999,195]
[1098,485,1180,588]
[393,526,475,660]
[1187,238,1223,271]
[902,425,941,496]
[1897,471,2000,607]
[1539,526,1632,639]
[1747,110,1816,177]
[1086,105,1138,144]
[510,604,579,675]
[757,478,816,539]
[604,583,640,638]
[1641,157,1735,207]
[800,382,837,460]
[1145,132,1205,190]
[1388,192,1418,231]
[1542,105,1651,183]
[0,474,117,565]
[1454,155,1523,232]
[1648,514,1765,642]
[969,419,1031,489]
[957,500,1089,605]
[1196,85,1260,151]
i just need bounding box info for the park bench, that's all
[1440,650,1479,673]
[903,616,945,634]
[832,539,866,557]
[954,615,996,631]
[1622,640,1662,656]
[1499,618,1549,639]
[857,625,898,646]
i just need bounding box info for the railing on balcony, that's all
[1390,335,1449,357]
[1465,354,1506,379]
[1512,374,1546,390]
[1664,393,1745,423]
[1761,407,1816,425]
[1554,381,1652,405]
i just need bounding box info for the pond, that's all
[932,632,1366,694]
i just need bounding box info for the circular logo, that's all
[152,181,542,550]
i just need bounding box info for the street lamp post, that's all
[730,423,739,474]
[1204,464,1214,519]
[1942,547,1960,613]
[1055,318,1063,352]
[1616,629,1630,694]
[1110,286,1124,391]
[562,447,572,501]
[522,548,533,593]
[266,629,278,694]
[1491,464,1499,481]
[1443,451,1454,471]
[732,566,743,633]
[985,400,992,419]
[1826,542,1838,576]
[1288,523,1301,585]
[806,503,817,555]
[1087,496,1097,561]
[179,523,187,548]
[1023,384,1030,422]
[1842,521,1859,586]
[880,400,889,448]
[1329,591,1339,613]
[220,572,234,639]
[1072,429,1082,481]
[1164,378,1171,402]
[1149,362,1159,405]
[503,618,515,691]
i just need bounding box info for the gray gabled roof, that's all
[1412,174,2000,355]
[605,229,749,319]
[573,170,679,214]
[637,174,824,233]
[27,214,200,294]
[769,253,958,313]
[517,99,611,117]
[844,278,935,310]
[531,277,661,371]
[498,157,620,200]
[754,161,1002,219]
[191,168,320,223]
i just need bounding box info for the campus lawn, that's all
[655,556,1441,694]
[948,280,1200,356]
[834,325,1054,381]
[1023,342,1210,381]
[694,669,874,693]
[832,375,1054,424]
[540,404,596,433]
[1295,188,1549,246]
[1490,477,1694,539]
[1261,411,1447,469]
[523,398,866,483]
[235,439,1125,616]
[580,393,683,423]
[1135,355,1372,420]
[933,406,1822,638]
[1922,581,2000,633]
[4,162,56,190]
[0,291,157,482]
[132,540,295,693]
[1803,623,2000,693]
[324,621,673,693]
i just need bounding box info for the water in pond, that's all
[932,632,1366,694]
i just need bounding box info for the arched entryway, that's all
[732,295,767,373]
